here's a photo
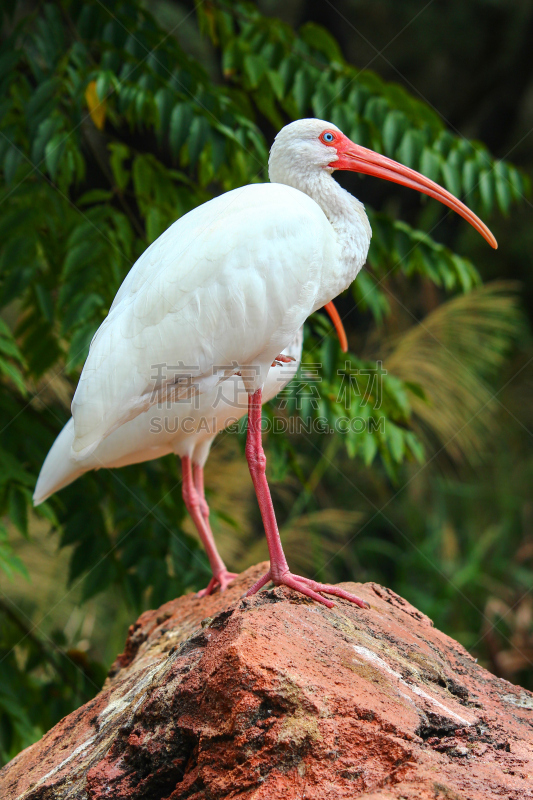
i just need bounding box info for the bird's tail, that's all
[33,418,86,506]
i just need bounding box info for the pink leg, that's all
[193,464,214,531]
[244,388,369,610]
[181,456,236,596]
[193,462,237,594]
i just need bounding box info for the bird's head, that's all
[269,118,497,249]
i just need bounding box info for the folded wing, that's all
[71,184,332,460]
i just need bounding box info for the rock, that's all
[1,563,532,799]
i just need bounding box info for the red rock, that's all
[1,563,532,799]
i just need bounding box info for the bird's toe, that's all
[271,572,369,609]
[196,571,238,597]
[218,571,238,592]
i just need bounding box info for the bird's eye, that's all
[321,131,336,144]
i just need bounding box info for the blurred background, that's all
[1,0,532,763]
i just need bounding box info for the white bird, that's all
[34,328,305,595]
[39,118,497,608]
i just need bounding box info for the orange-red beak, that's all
[332,136,497,249]
[324,300,348,352]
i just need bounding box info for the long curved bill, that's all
[334,139,497,249]
[324,300,348,352]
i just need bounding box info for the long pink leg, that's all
[192,463,214,531]
[181,456,236,596]
[192,462,237,594]
[244,388,369,610]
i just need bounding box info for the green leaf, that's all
[404,431,425,463]
[434,131,455,158]
[362,431,378,466]
[0,357,26,395]
[9,486,29,537]
[222,39,241,77]
[278,56,298,94]
[31,116,60,165]
[382,110,408,156]
[293,69,314,115]
[95,70,115,101]
[67,323,97,368]
[404,381,427,401]
[44,133,65,180]
[0,335,21,360]
[108,142,130,191]
[132,153,153,205]
[155,87,174,135]
[494,162,512,215]
[62,240,95,279]
[364,97,389,131]
[479,169,495,215]
[244,54,266,88]
[347,86,371,116]
[77,189,113,206]
[266,69,284,101]
[62,293,104,332]
[441,160,461,198]
[507,165,524,203]
[420,148,441,183]
[3,147,22,184]
[462,159,478,198]
[209,129,227,172]
[25,78,57,131]
[397,130,424,169]
[311,84,333,118]
[386,422,405,463]
[0,523,29,580]
[34,283,54,323]
[299,22,344,63]
[170,103,193,160]
[187,115,209,167]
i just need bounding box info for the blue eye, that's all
[322,132,335,143]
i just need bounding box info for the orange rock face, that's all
[1,564,532,799]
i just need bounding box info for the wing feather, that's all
[71,183,333,458]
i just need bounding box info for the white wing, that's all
[34,328,303,504]
[71,183,334,459]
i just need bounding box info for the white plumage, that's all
[34,329,302,504]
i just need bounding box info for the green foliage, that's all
[352,459,533,692]
[274,316,425,480]
[385,282,526,464]
[0,0,528,764]
[201,1,529,211]
[0,596,107,764]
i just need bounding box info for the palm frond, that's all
[385,282,525,465]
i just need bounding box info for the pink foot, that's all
[246,569,369,609]
[271,354,296,366]
[196,570,238,598]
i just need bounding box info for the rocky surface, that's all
[1,563,532,799]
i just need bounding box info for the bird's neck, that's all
[272,168,371,286]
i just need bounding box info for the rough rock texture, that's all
[1,563,533,799]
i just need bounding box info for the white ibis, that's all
[41,118,497,609]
